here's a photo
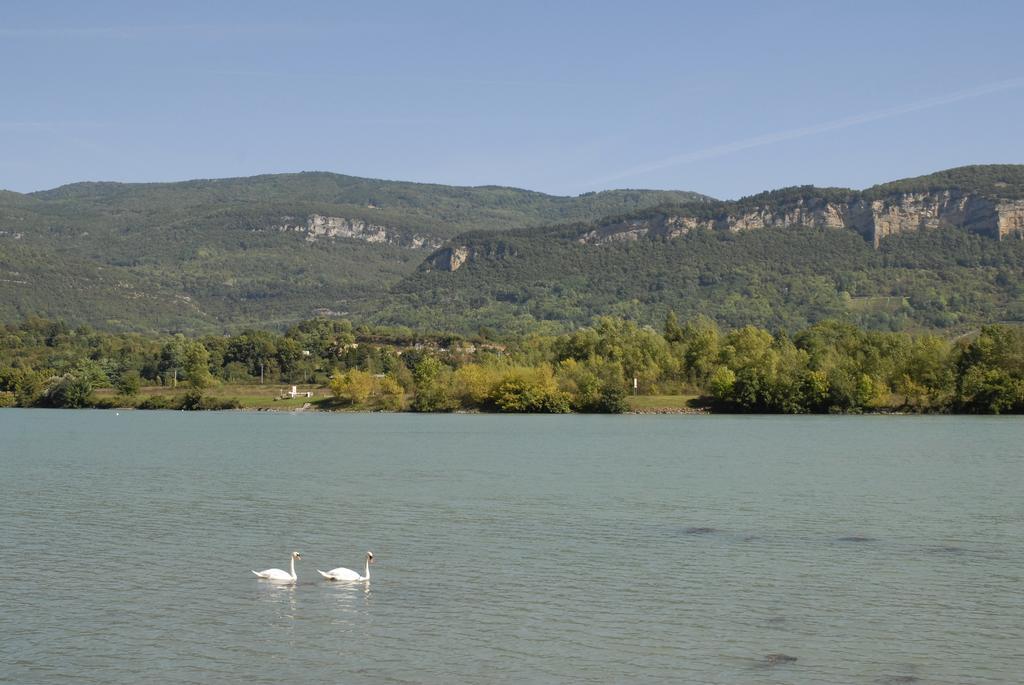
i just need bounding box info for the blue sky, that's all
[2,0,1023,198]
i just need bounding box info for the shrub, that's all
[116,371,142,397]
[138,395,174,410]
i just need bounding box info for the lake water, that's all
[1,410,1021,684]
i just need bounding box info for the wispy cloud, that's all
[0,121,104,130]
[589,77,1024,186]
[197,67,598,91]
[0,25,188,39]
[0,20,408,41]
[0,24,315,40]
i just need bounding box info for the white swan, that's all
[317,551,373,582]
[252,551,302,582]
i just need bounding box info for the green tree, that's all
[42,373,94,408]
[376,374,407,411]
[7,369,48,407]
[487,365,570,413]
[664,310,684,343]
[276,338,304,380]
[709,365,736,402]
[182,341,213,389]
[225,331,279,379]
[158,334,188,386]
[411,357,458,412]
[955,325,1024,413]
[453,363,503,408]
[116,370,142,397]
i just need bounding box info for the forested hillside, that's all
[2,166,1024,335]
[0,173,703,331]
[377,224,1024,335]
[379,166,1024,334]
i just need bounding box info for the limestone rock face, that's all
[416,181,1024,272]
[849,191,968,247]
[578,190,1024,248]
[448,246,471,271]
[724,199,849,233]
[423,241,518,272]
[276,214,442,249]
[423,245,472,272]
[578,215,720,245]
[849,192,1024,246]
[576,198,852,245]
[996,201,1024,239]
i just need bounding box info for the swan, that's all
[252,551,302,582]
[317,551,373,582]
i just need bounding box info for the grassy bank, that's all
[626,394,704,413]
[85,385,707,413]
[91,384,329,410]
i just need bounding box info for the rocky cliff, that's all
[855,191,1024,247]
[276,214,443,250]
[576,189,1024,250]
[423,241,518,272]
[426,185,1024,272]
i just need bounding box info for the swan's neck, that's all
[363,557,371,581]
[290,556,297,580]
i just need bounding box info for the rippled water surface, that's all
[2,410,1022,684]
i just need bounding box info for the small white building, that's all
[287,385,314,399]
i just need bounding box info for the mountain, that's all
[0,172,704,331]
[372,165,1024,334]
[3,166,1023,336]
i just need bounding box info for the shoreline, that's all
[0,404,972,417]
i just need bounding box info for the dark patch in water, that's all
[932,545,965,554]
[763,653,798,665]
[878,676,919,684]
[837,535,875,542]
[684,527,717,534]
[765,616,786,625]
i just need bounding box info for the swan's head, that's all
[367,551,374,563]
[292,551,302,560]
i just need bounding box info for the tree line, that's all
[1,315,1022,414]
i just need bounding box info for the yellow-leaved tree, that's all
[330,369,374,405]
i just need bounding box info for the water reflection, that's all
[324,581,373,631]
[253,580,301,622]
